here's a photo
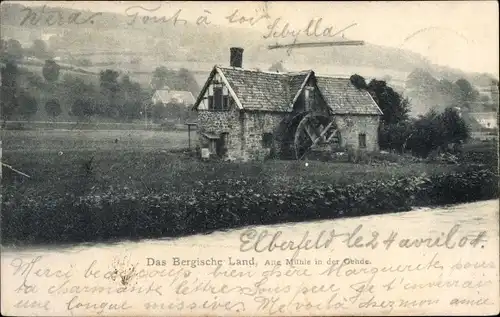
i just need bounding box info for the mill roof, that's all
[194,66,383,115]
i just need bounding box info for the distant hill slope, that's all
[2,2,498,120]
[3,2,496,81]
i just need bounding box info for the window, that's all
[207,79,230,111]
[262,133,273,148]
[304,86,315,111]
[358,133,367,148]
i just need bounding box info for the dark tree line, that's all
[68,71,149,122]
[1,60,40,125]
[1,54,64,124]
[1,38,56,63]
[1,37,200,124]
[350,74,471,157]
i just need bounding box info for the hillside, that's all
[0,3,476,78]
[2,2,498,118]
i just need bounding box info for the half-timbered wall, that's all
[197,73,245,160]
[292,77,330,115]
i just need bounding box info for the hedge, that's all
[1,166,498,246]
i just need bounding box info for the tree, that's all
[436,79,462,107]
[439,107,470,145]
[121,100,141,121]
[350,74,367,89]
[99,69,120,117]
[45,99,62,119]
[406,110,442,157]
[378,120,413,153]
[176,68,200,94]
[1,60,18,88]
[151,66,169,90]
[367,79,410,125]
[1,61,19,126]
[99,69,120,92]
[42,59,61,82]
[118,75,143,120]
[62,74,96,96]
[151,102,167,122]
[5,39,23,61]
[405,107,470,157]
[455,78,479,108]
[17,91,38,121]
[71,98,94,121]
[0,39,6,60]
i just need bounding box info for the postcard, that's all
[1,1,499,316]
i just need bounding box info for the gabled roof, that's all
[154,89,196,105]
[217,67,298,112]
[315,76,383,115]
[193,66,382,115]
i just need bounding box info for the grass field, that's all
[1,129,498,245]
[1,129,194,152]
[1,129,459,191]
[1,129,496,202]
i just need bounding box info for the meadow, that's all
[1,129,498,246]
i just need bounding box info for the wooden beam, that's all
[192,66,218,111]
[288,70,313,111]
[313,120,335,146]
[326,129,339,143]
[215,67,244,110]
[298,119,336,160]
[303,122,319,142]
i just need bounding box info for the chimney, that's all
[230,47,244,68]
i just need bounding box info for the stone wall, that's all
[336,115,380,152]
[197,109,380,161]
[242,112,286,160]
[196,108,244,160]
[197,109,288,161]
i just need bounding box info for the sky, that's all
[6,1,500,76]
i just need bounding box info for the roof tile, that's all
[215,67,382,115]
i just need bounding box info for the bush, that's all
[1,165,497,246]
[381,107,471,158]
[45,99,62,119]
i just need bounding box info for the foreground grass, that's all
[1,131,498,246]
[2,148,455,197]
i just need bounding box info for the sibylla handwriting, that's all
[263,17,357,41]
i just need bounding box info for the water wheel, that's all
[293,113,338,160]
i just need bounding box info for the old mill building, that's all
[192,47,383,161]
